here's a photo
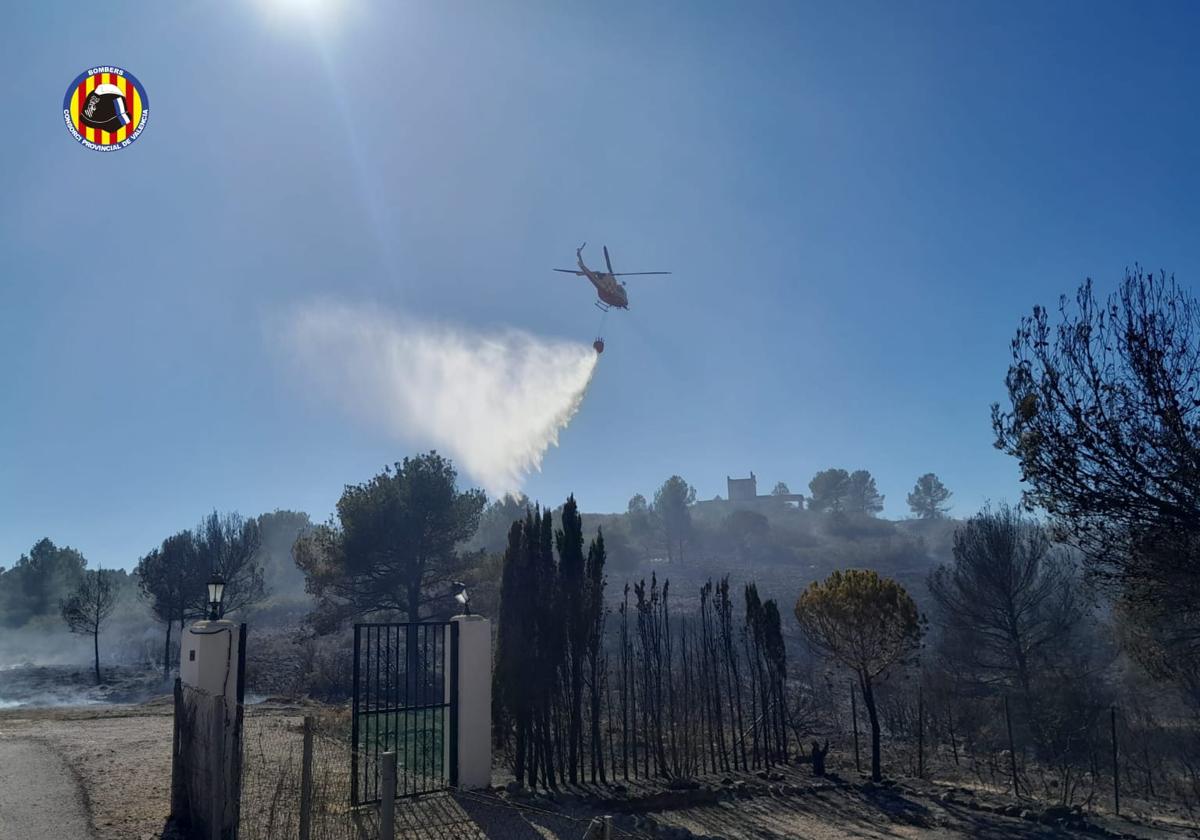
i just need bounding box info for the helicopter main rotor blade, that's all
[553,268,584,274]
[604,245,614,275]
[610,271,671,275]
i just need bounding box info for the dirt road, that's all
[0,739,93,840]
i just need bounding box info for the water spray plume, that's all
[276,302,598,496]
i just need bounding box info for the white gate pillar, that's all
[450,614,492,789]
[180,619,243,719]
[178,620,245,840]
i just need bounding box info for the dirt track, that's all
[0,702,175,840]
[0,739,93,840]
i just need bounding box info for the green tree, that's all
[907,473,952,519]
[61,567,119,684]
[653,476,696,564]
[845,470,884,515]
[745,583,789,764]
[807,469,850,513]
[473,493,530,553]
[1115,594,1200,712]
[295,452,486,627]
[191,511,265,618]
[771,482,791,496]
[991,269,1200,670]
[494,498,609,788]
[0,539,86,627]
[927,505,1083,730]
[583,528,608,782]
[795,569,923,781]
[256,510,313,596]
[136,531,204,680]
[494,518,535,782]
[557,495,588,783]
[627,494,649,515]
[626,493,652,536]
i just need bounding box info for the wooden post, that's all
[917,683,924,779]
[1004,696,1019,798]
[380,751,397,840]
[171,678,186,824]
[1111,706,1120,816]
[210,694,226,840]
[850,681,861,775]
[231,623,248,837]
[299,717,314,840]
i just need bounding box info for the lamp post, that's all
[207,574,226,621]
[452,581,471,616]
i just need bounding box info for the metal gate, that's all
[351,621,459,804]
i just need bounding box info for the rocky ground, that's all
[1,698,1196,840]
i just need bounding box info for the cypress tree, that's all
[585,529,608,782]
[557,495,587,784]
[495,517,532,782]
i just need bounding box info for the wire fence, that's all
[237,706,649,840]
[239,709,353,840]
[792,679,1200,823]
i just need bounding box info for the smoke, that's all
[274,301,599,496]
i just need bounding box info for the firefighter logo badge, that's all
[63,66,149,151]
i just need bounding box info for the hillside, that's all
[472,497,959,626]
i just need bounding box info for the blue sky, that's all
[3,1,1199,571]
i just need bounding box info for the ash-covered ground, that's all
[0,664,168,708]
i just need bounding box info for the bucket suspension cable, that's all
[593,309,608,354]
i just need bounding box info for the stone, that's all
[612,813,638,830]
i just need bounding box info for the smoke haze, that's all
[274,302,599,497]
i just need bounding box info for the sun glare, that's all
[257,0,347,25]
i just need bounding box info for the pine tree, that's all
[61,567,118,685]
[795,570,923,781]
[653,477,696,564]
[907,473,952,519]
[846,470,884,515]
[807,469,850,513]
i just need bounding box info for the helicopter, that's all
[554,243,670,312]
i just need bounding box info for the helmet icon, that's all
[64,67,149,151]
[80,83,131,132]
